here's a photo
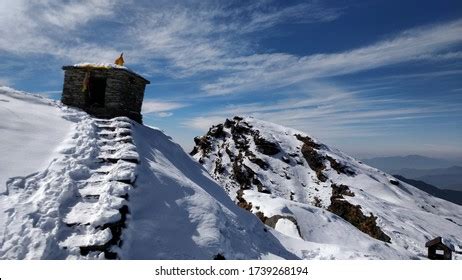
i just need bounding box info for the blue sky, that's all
[1,0,461,159]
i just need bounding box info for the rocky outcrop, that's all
[191,116,392,244]
[295,134,327,182]
[328,184,391,243]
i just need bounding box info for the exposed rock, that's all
[208,124,226,139]
[213,253,226,260]
[249,157,269,170]
[255,212,302,239]
[231,121,252,136]
[253,134,280,155]
[190,136,212,156]
[313,196,322,208]
[389,179,400,186]
[295,134,327,182]
[224,118,236,128]
[331,184,355,198]
[214,158,225,175]
[328,184,391,243]
[232,154,254,189]
[236,189,252,211]
[326,155,356,176]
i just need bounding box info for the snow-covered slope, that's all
[0,88,295,260]
[191,116,462,259]
[0,87,73,194]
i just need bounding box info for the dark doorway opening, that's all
[89,77,107,106]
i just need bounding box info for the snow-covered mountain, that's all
[0,87,296,260]
[191,116,462,259]
[2,88,461,260]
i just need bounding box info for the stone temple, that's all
[61,63,150,123]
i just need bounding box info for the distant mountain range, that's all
[363,156,462,191]
[393,175,462,206]
[391,166,462,191]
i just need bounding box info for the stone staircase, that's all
[59,117,138,259]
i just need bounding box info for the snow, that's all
[0,89,296,260]
[274,219,301,240]
[70,63,142,78]
[0,87,72,194]
[106,161,137,183]
[73,62,129,70]
[243,191,412,259]
[63,198,123,227]
[60,228,112,248]
[1,88,461,260]
[192,116,462,259]
[121,122,296,259]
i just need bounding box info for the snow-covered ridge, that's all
[191,116,462,259]
[73,63,129,70]
[0,107,138,259]
[0,89,296,260]
[0,87,72,194]
[2,88,461,260]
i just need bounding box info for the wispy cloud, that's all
[201,19,462,95]
[124,0,342,78]
[0,0,340,72]
[184,81,462,140]
[0,77,12,87]
[1,1,460,93]
[141,99,188,117]
[0,0,122,62]
[183,116,229,131]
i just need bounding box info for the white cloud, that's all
[184,81,462,139]
[141,100,188,115]
[0,1,460,89]
[201,19,462,95]
[156,112,173,118]
[0,77,12,87]
[0,0,122,62]
[182,116,226,131]
[120,0,343,77]
[39,0,119,29]
[0,0,339,78]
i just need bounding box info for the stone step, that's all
[63,200,123,227]
[98,150,139,163]
[107,161,137,183]
[78,181,131,198]
[60,227,112,249]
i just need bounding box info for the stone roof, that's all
[62,63,150,84]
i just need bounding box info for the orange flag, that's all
[115,53,124,66]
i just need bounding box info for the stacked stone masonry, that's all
[62,66,150,123]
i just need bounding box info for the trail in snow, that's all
[2,88,460,260]
[0,89,296,260]
[0,107,138,259]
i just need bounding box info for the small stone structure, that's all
[425,236,453,260]
[61,63,150,123]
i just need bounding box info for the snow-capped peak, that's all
[191,116,462,259]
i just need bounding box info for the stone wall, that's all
[61,67,149,123]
